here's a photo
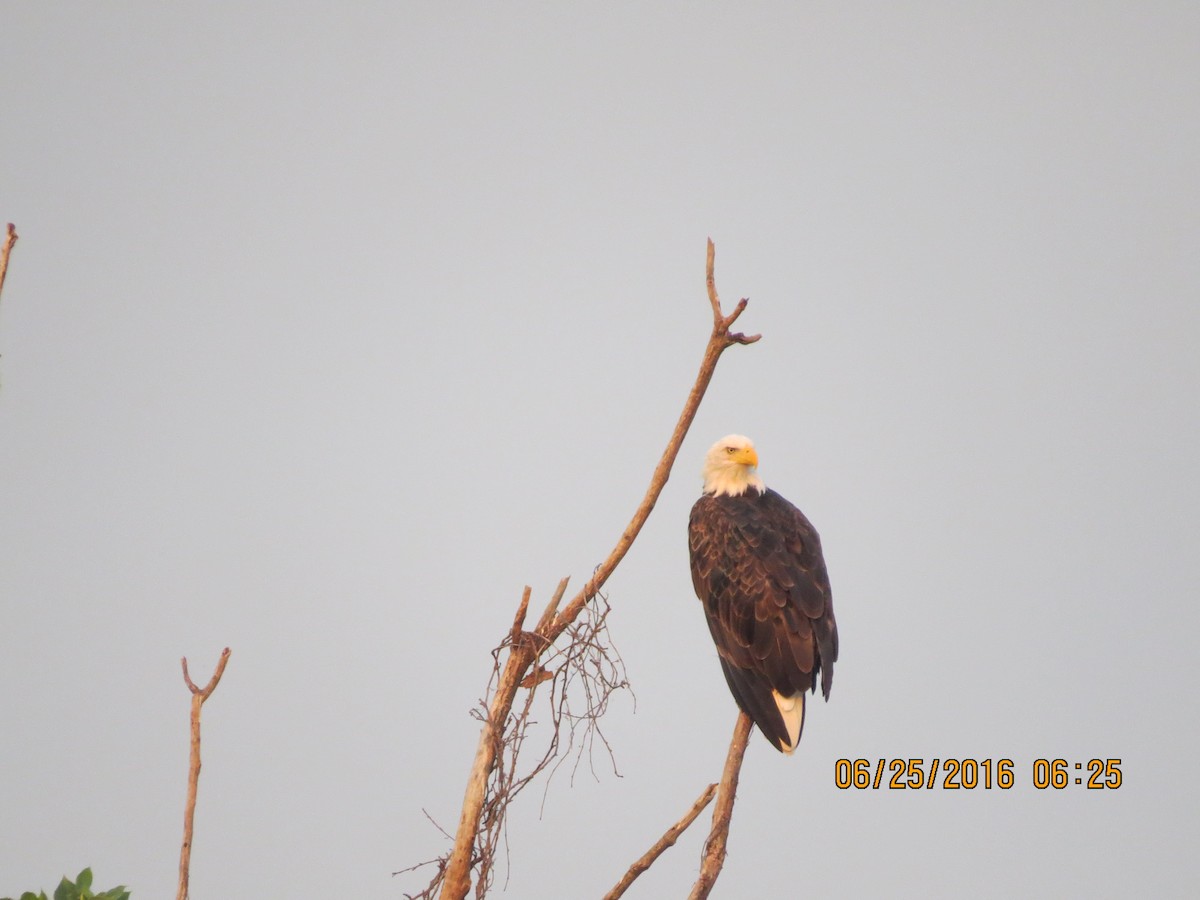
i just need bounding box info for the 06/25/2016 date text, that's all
[833,758,1123,790]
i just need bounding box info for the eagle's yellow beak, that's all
[733,446,759,468]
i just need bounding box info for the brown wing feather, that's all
[689,488,837,751]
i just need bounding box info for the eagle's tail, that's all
[771,690,806,754]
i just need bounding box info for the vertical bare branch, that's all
[688,711,753,900]
[603,783,718,900]
[509,586,533,642]
[0,223,17,310]
[177,647,231,900]
[437,633,535,898]
[437,240,759,900]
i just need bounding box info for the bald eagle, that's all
[688,435,838,753]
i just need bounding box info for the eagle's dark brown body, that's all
[688,487,838,752]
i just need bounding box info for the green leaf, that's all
[6,870,126,900]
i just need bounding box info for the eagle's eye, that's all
[725,447,736,454]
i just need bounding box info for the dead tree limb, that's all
[0,223,17,308]
[435,240,759,900]
[177,647,231,900]
[603,783,718,900]
[688,711,753,900]
[541,238,760,650]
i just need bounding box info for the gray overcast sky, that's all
[2,3,1197,898]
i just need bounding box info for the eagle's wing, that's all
[689,490,837,751]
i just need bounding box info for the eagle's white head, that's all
[702,434,766,497]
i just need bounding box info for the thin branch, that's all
[510,586,532,642]
[688,712,753,900]
[0,223,17,311]
[182,648,231,698]
[603,783,718,900]
[534,577,570,635]
[177,647,231,900]
[436,240,759,900]
[705,238,760,346]
[543,238,758,649]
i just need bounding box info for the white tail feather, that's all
[772,690,806,754]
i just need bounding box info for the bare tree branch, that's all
[177,647,231,900]
[542,238,759,649]
[433,240,759,900]
[0,223,17,316]
[603,783,718,900]
[688,711,753,900]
